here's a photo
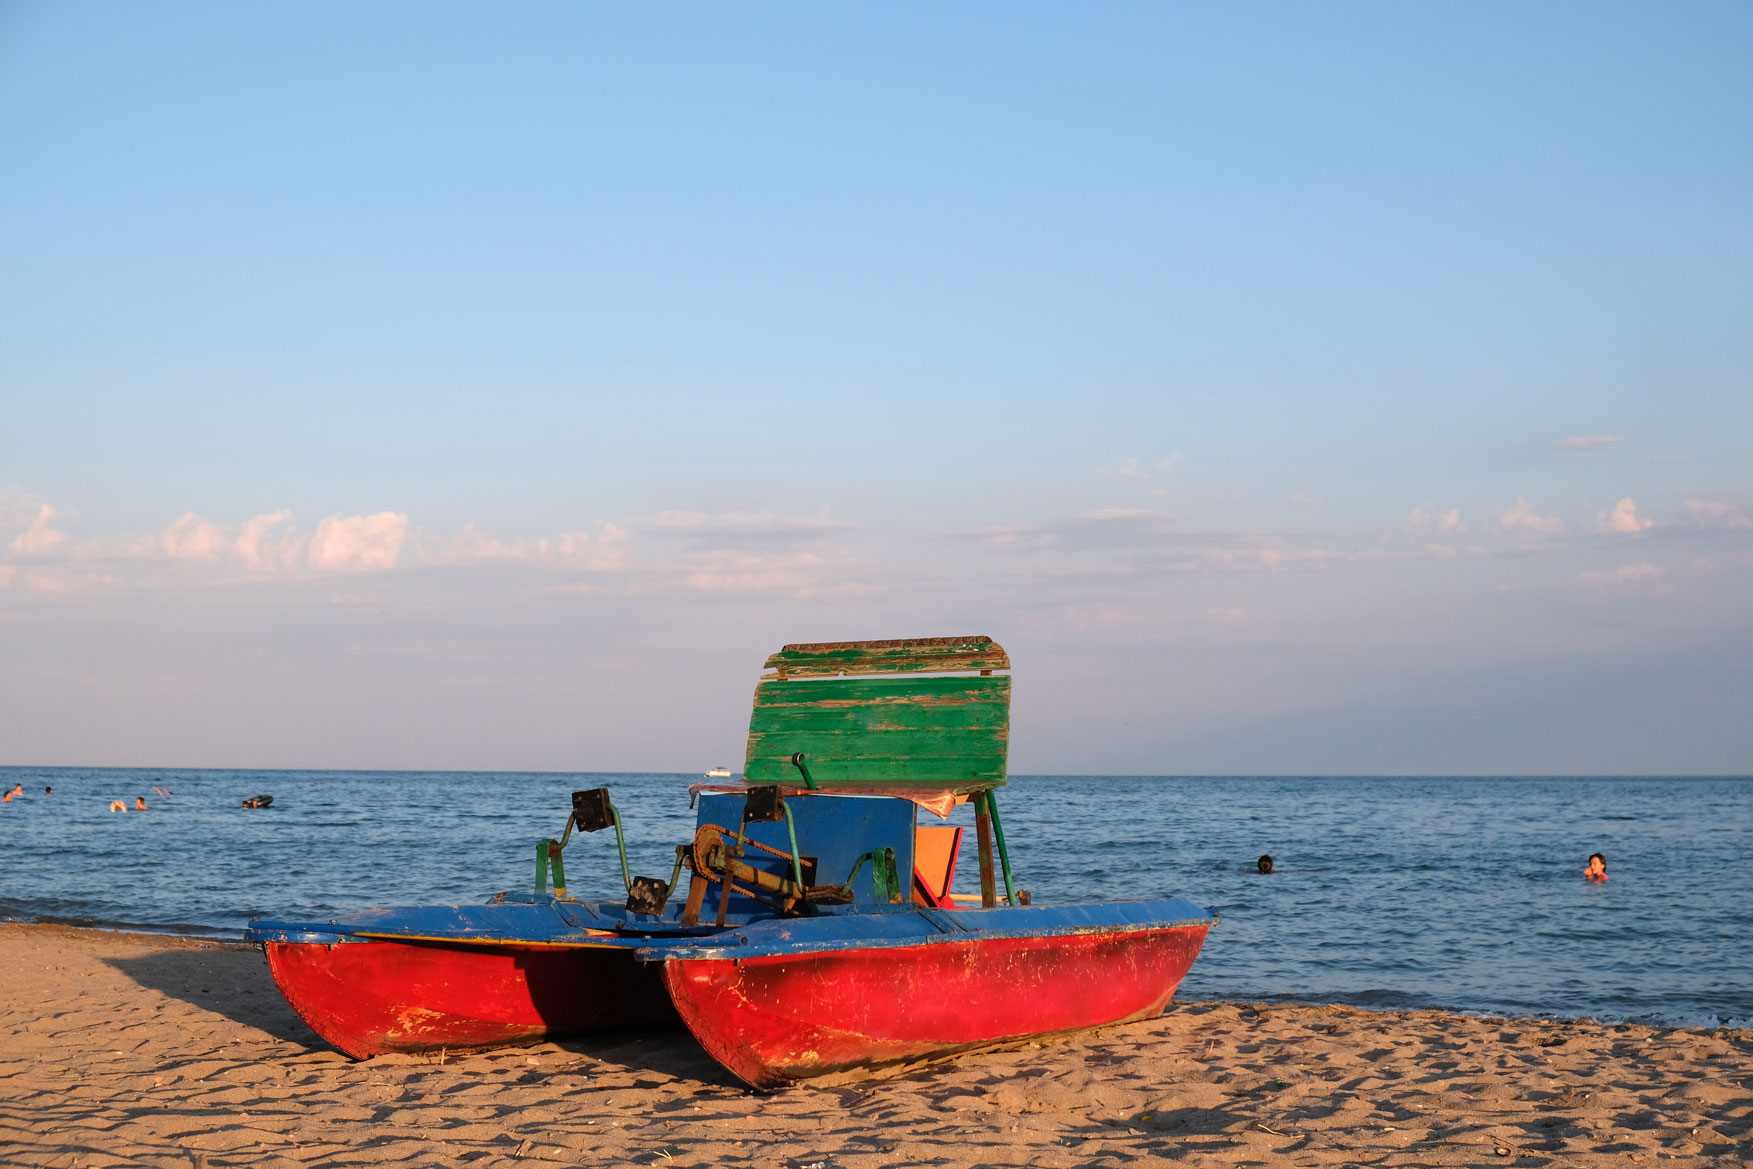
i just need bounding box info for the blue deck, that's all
[245,893,1217,959]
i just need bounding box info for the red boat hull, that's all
[264,939,677,1058]
[661,923,1211,1088]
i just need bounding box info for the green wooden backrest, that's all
[743,636,1011,790]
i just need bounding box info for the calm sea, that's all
[3,769,1748,1028]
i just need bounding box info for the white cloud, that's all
[161,509,296,568]
[560,522,630,571]
[1580,561,1664,585]
[1596,498,1653,534]
[1,490,47,530]
[9,504,68,555]
[236,510,296,570]
[1559,434,1625,451]
[436,521,631,571]
[308,512,408,572]
[1287,493,1323,508]
[446,521,522,562]
[1101,455,1178,479]
[162,512,229,561]
[1682,499,1753,530]
[1408,504,1466,534]
[1496,498,1564,535]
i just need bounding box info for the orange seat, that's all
[911,824,964,908]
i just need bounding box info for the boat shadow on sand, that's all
[103,944,735,1085]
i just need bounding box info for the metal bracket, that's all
[625,875,669,916]
[743,784,785,822]
[571,788,615,833]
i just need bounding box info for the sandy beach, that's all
[1,923,1748,1168]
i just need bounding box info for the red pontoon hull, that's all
[264,938,676,1058]
[661,922,1211,1088]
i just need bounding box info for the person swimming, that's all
[134,796,148,811]
[1584,852,1608,883]
[1257,854,1274,874]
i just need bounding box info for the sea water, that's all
[2,769,1748,1028]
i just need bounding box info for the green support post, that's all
[985,789,1019,907]
[870,847,899,903]
[534,838,555,895]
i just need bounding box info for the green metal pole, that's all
[608,804,633,894]
[782,803,805,890]
[986,789,1019,907]
[550,842,568,898]
[535,839,553,895]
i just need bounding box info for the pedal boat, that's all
[246,636,1217,1087]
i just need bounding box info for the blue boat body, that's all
[243,787,1217,1074]
[245,893,1218,957]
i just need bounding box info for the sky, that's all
[2,2,1750,774]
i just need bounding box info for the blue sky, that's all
[3,3,1750,772]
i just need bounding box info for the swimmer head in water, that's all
[1584,852,1608,882]
[1257,854,1274,875]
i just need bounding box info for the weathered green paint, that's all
[535,838,567,897]
[606,805,633,894]
[752,693,1009,734]
[842,846,902,903]
[745,674,1010,787]
[781,801,805,889]
[536,799,631,896]
[986,788,1019,907]
[874,847,900,903]
[763,635,1009,679]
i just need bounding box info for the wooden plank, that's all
[749,692,1009,735]
[741,756,1007,786]
[744,675,1009,787]
[750,674,1009,707]
[763,636,1009,678]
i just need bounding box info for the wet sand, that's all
[1,922,1748,1167]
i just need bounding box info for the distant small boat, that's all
[242,794,274,809]
[703,766,732,779]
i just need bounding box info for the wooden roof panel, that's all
[762,635,1009,679]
